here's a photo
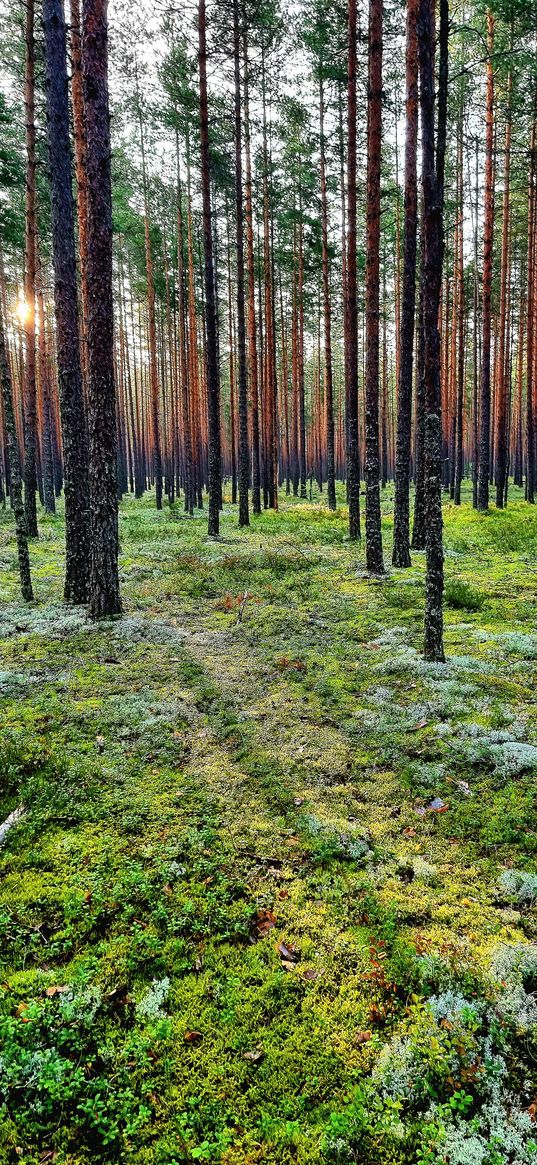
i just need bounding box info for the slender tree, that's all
[420,0,447,662]
[477,10,495,511]
[198,0,221,536]
[82,0,121,616]
[0,285,33,601]
[23,0,38,538]
[345,0,360,540]
[319,71,337,511]
[42,0,91,603]
[234,0,249,526]
[364,0,384,573]
[392,0,418,567]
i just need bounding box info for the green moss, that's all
[0,485,536,1163]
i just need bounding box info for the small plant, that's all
[497,868,537,906]
[444,580,485,612]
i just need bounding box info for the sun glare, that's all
[14,294,31,325]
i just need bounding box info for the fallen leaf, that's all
[281,960,297,972]
[278,890,289,900]
[303,968,318,981]
[409,719,428,731]
[355,1030,372,1044]
[277,941,298,963]
[243,1049,264,1062]
[403,827,417,837]
[255,909,277,937]
[45,985,68,998]
[184,1030,203,1045]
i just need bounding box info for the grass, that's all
[0,481,536,1165]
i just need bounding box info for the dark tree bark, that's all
[82,0,121,616]
[135,67,163,512]
[453,116,465,506]
[345,0,361,540]
[234,0,249,526]
[243,34,261,515]
[495,67,512,509]
[198,0,221,536]
[23,0,38,538]
[364,0,384,574]
[175,148,194,515]
[393,0,418,567]
[526,101,536,503]
[411,250,426,548]
[0,294,34,601]
[419,0,446,662]
[69,0,89,382]
[35,246,55,514]
[298,207,307,499]
[42,0,91,604]
[261,42,278,510]
[477,10,494,511]
[319,74,336,512]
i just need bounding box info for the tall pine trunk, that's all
[477,10,495,510]
[234,0,249,526]
[364,0,384,573]
[43,0,91,603]
[393,0,418,566]
[82,0,121,616]
[69,0,89,382]
[495,67,512,508]
[420,0,447,662]
[198,0,221,536]
[345,0,361,539]
[243,34,261,515]
[319,74,336,511]
[23,0,38,538]
[526,99,536,502]
[0,276,33,601]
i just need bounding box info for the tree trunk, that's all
[243,34,261,515]
[454,113,465,506]
[526,98,536,502]
[23,0,38,537]
[234,0,249,526]
[319,75,336,511]
[477,10,494,511]
[198,0,221,536]
[0,301,34,601]
[495,67,512,508]
[35,244,56,514]
[393,0,418,566]
[345,0,361,540]
[82,0,121,617]
[43,0,91,603]
[69,0,89,383]
[364,0,384,573]
[420,0,446,662]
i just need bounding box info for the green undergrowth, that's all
[0,482,536,1164]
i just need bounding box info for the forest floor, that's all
[0,484,536,1165]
